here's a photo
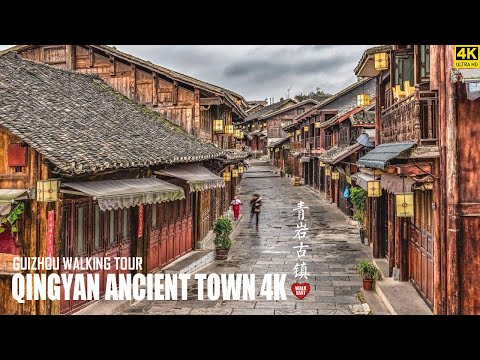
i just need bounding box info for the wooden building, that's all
[356,45,480,314]
[317,106,375,215]
[0,54,227,314]
[0,45,250,255]
[0,45,248,150]
[283,78,376,188]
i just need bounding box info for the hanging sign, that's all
[47,210,55,258]
[138,204,144,238]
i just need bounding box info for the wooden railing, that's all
[381,91,438,145]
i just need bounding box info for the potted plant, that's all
[357,260,382,290]
[350,187,367,244]
[213,216,233,260]
[284,163,291,178]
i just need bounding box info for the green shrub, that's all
[350,187,366,228]
[356,260,382,280]
[214,217,233,249]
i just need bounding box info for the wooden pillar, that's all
[130,64,137,101]
[152,73,158,107]
[88,47,94,68]
[109,55,115,76]
[444,45,460,314]
[388,193,395,276]
[375,76,382,146]
[433,159,443,314]
[65,45,76,70]
[194,88,200,134]
[372,197,381,258]
[172,81,178,106]
[400,218,409,281]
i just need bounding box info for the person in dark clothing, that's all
[249,193,262,230]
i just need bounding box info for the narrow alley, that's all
[121,161,372,315]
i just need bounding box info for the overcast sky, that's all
[0,45,371,101]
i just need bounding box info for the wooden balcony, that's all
[381,91,438,145]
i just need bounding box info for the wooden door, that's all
[199,190,211,242]
[409,190,434,307]
[148,203,160,271]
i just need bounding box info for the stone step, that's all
[161,250,215,275]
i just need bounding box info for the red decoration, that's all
[138,204,144,238]
[291,282,310,300]
[47,210,55,257]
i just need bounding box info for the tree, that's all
[294,87,331,103]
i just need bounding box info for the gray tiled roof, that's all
[0,54,223,175]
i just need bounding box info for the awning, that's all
[0,189,28,215]
[62,178,185,211]
[357,142,416,170]
[155,164,225,192]
[318,143,363,165]
[355,173,380,191]
[381,173,415,194]
[356,130,375,148]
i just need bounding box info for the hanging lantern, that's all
[374,52,389,71]
[225,124,234,135]
[213,119,224,133]
[234,129,241,138]
[367,180,382,197]
[303,126,310,132]
[223,172,231,182]
[396,192,414,217]
[238,165,244,174]
[319,162,325,167]
[325,167,331,176]
[346,175,352,185]
[36,179,59,202]
[239,131,244,139]
[357,94,370,107]
[314,122,321,128]
[296,129,302,136]
[275,148,279,153]
[332,171,340,180]
[232,169,238,178]
[289,132,294,137]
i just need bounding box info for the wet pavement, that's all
[121,161,372,315]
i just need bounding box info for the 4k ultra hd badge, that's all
[454,45,480,68]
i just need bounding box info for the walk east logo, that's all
[455,45,480,69]
[291,283,310,300]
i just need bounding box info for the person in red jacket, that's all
[230,195,242,221]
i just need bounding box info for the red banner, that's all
[47,210,55,257]
[138,204,144,238]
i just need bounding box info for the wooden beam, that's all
[395,162,432,175]
[152,73,158,107]
[200,97,222,106]
[88,47,94,68]
[109,55,115,76]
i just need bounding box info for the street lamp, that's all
[367,180,382,197]
[213,119,224,133]
[395,192,414,217]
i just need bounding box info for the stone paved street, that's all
[121,162,372,315]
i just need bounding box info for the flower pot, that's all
[362,279,374,291]
[216,248,229,260]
